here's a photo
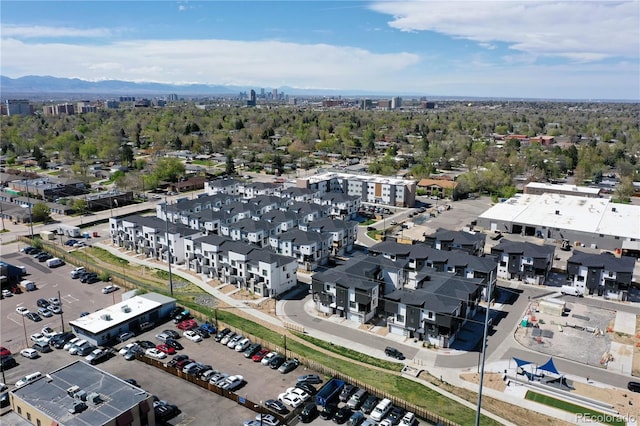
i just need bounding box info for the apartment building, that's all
[566,251,636,300]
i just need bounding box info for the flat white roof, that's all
[70,293,172,334]
[479,193,640,240]
[525,182,601,195]
[300,171,415,187]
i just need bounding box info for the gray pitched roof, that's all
[491,240,555,258]
[568,250,635,272]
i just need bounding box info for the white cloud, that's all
[370,1,640,61]
[1,24,113,38]
[0,38,421,90]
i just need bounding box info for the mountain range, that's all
[0,75,395,99]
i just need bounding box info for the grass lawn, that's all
[525,391,626,426]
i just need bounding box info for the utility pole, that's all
[475,271,494,426]
[24,172,34,239]
[58,290,65,333]
[164,199,174,297]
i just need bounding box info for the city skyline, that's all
[1,1,639,100]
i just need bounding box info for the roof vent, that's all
[100,314,112,321]
[555,210,560,215]
[68,401,87,414]
[66,385,80,397]
[612,207,617,212]
[121,305,131,313]
[87,392,102,404]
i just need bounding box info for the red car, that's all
[0,346,11,357]
[252,348,270,362]
[176,319,198,330]
[156,344,176,355]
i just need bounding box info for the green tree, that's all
[153,157,185,182]
[120,145,134,166]
[225,154,236,176]
[72,198,88,215]
[32,203,51,223]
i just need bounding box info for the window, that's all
[500,261,507,267]
[37,420,41,426]
[27,413,31,420]
[17,407,21,414]
[396,314,404,322]
[428,312,434,319]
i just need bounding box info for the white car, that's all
[234,338,251,352]
[220,374,244,391]
[226,334,244,349]
[145,348,167,359]
[102,285,119,294]
[20,348,39,359]
[183,330,202,342]
[261,351,278,366]
[30,333,49,344]
[255,414,280,426]
[41,327,60,338]
[49,305,62,314]
[16,306,30,316]
[48,297,61,305]
[64,337,81,351]
[119,342,139,356]
[277,387,309,408]
[84,348,104,363]
[2,289,13,297]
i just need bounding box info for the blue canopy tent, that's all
[537,357,561,376]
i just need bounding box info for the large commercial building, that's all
[10,360,155,426]
[70,292,176,346]
[296,171,417,207]
[476,193,640,251]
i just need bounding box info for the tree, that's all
[72,198,88,215]
[225,154,236,176]
[153,157,185,182]
[32,203,51,223]
[120,145,134,166]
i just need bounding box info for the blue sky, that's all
[1,1,639,100]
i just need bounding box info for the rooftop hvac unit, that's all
[74,390,88,401]
[68,401,87,414]
[121,305,131,313]
[66,385,80,397]
[87,392,102,404]
[100,314,112,321]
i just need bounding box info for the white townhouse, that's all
[269,229,333,271]
[109,215,201,264]
[313,192,361,220]
[205,177,243,196]
[219,217,275,248]
[275,187,319,203]
[240,181,280,198]
[259,210,300,234]
[246,195,287,215]
[300,218,358,256]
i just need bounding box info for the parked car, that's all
[220,374,245,391]
[362,401,381,420]
[1,289,12,298]
[183,330,203,342]
[119,343,140,356]
[220,332,236,346]
[36,298,50,308]
[102,285,119,294]
[264,399,289,415]
[333,406,353,424]
[261,351,278,366]
[176,319,198,331]
[199,323,217,334]
[137,340,156,349]
[226,334,244,349]
[30,333,49,344]
[49,305,62,314]
[298,374,323,385]
[156,344,176,355]
[320,403,338,420]
[145,348,167,359]
[244,343,262,358]
[255,413,281,426]
[162,330,180,340]
[234,338,251,352]
[167,354,190,367]
[194,328,210,339]
[269,355,286,369]
[26,312,42,322]
[164,339,184,350]
[70,267,86,278]
[16,306,30,316]
[20,348,39,359]
[339,384,357,402]
[51,333,75,349]
[118,332,135,343]
[347,411,365,426]
[294,382,317,396]
[278,358,299,374]
[155,403,179,421]
[628,381,640,393]
[387,406,406,425]
[384,346,405,360]
[277,387,310,408]
[214,327,231,342]
[0,347,10,357]
[252,348,270,362]
[37,307,53,318]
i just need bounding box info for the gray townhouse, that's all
[283,201,327,224]
[204,177,243,196]
[566,251,636,299]
[219,217,276,248]
[183,235,298,297]
[275,186,320,203]
[313,192,361,220]
[269,229,333,271]
[490,240,556,285]
[424,228,487,256]
[300,218,359,257]
[311,255,381,323]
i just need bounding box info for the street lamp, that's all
[475,272,494,426]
